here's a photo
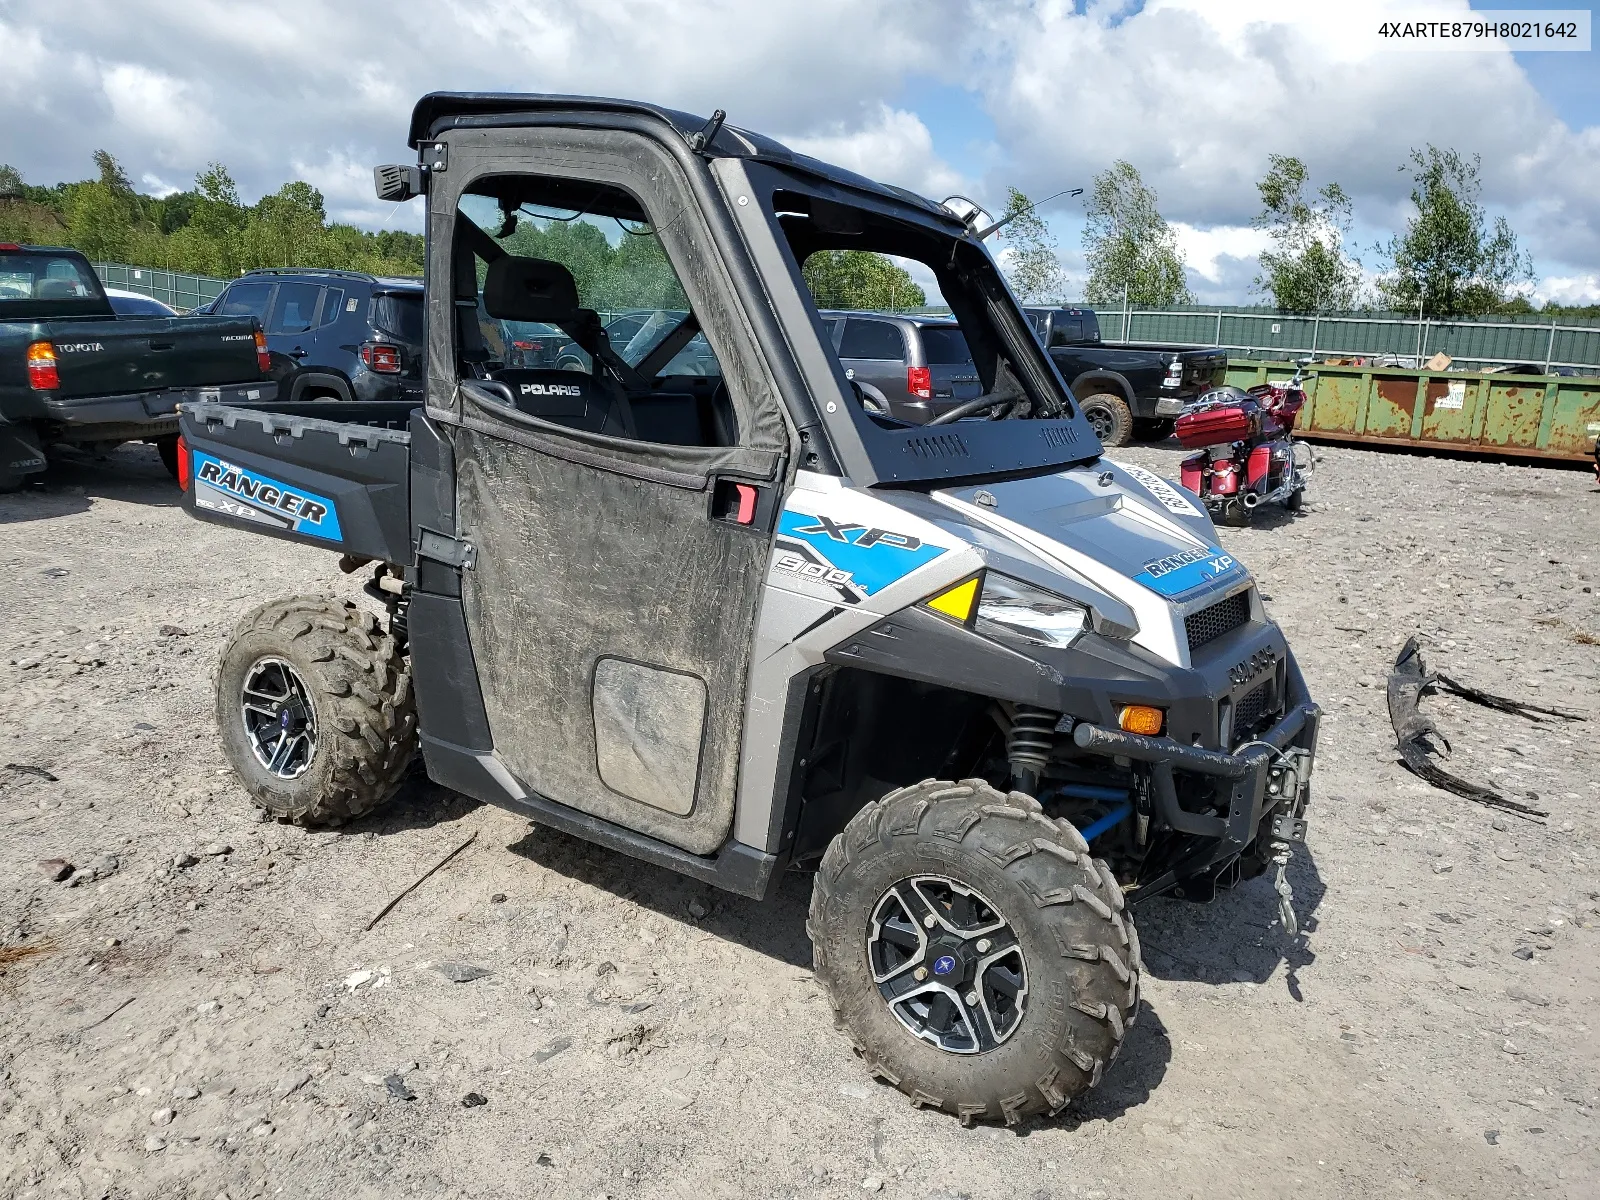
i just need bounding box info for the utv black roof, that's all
[407,92,961,230]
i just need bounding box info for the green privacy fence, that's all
[91,262,229,313]
[1105,306,1600,373]
[905,301,1600,372]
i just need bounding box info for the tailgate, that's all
[929,363,983,401]
[45,315,262,396]
[179,401,414,563]
[1178,350,1228,387]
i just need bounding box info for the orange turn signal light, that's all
[1118,705,1165,736]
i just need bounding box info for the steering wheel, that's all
[926,392,1023,425]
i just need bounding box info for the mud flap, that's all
[0,422,47,490]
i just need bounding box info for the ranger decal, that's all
[1133,546,1246,597]
[192,451,343,542]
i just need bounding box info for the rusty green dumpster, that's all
[1224,360,1600,463]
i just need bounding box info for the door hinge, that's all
[417,527,473,569]
[420,142,448,174]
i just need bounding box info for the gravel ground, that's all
[2,439,1597,1200]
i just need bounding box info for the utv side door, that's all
[422,125,791,857]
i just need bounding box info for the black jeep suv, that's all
[209,269,424,404]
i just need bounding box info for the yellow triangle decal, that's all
[926,577,980,623]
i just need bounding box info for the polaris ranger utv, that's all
[178,92,1319,1125]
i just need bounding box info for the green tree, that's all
[2,152,426,279]
[801,250,925,310]
[155,190,199,234]
[1082,161,1191,307]
[179,163,249,275]
[1377,146,1534,316]
[997,187,1067,303]
[1251,154,1363,312]
[64,150,140,262]
[246,180,328,267]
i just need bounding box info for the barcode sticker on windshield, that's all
[1112,461,1202,518]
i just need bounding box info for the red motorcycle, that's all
[1175,360,1313,527]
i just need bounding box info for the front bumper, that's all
[1068,665,1320,899]
[43,380,276,441]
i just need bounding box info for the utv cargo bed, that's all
[179,401,416,563]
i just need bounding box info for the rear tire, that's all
[154,435,180,480]
[1132,417,1175,442]
[216,597,417,826]
[1221,499,1252,527]
[1079,393,1134,447]
[809,778,1141,1126]
[1284,487,1304,512]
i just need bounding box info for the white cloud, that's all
[101,64,216,160]
[785,105,969,203]
[1533,274,1600,306]
[138,173,181,199]
[971,0,1600,280]
[1172,224,1270,285]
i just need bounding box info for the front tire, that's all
[1079,393,1134,447]
[216,598,417,825]
[809,779,1141,1125]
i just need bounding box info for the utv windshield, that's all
[730,162,1099,485]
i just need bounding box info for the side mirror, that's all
[374,164,426,203]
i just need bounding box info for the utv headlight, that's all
[974,574,1088,649]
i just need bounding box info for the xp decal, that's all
[771,509,946,602]
[1133,545,1246,598]
[191,451,343,542]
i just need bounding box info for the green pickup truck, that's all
[0,244,274,490]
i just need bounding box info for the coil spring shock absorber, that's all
[1007,705,1059,796]
[363,563,411,653]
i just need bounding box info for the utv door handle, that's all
[711,477,774,531]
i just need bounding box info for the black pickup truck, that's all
[1023,306,1227,446]
[0,244,273,490]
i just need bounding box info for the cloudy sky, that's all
[2,0,1596,303]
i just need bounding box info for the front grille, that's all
[1185,590,1251,652]
[1231,680,1273,742]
